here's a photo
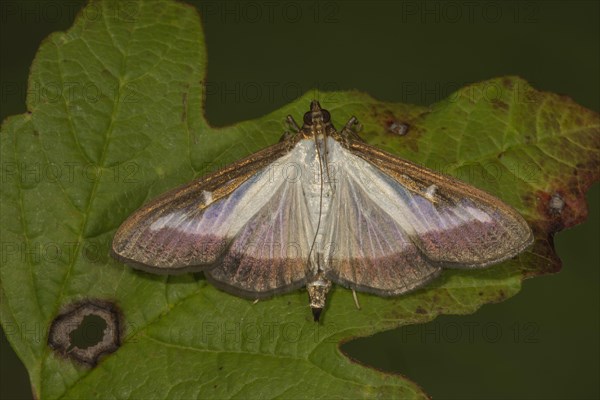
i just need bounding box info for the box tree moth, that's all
[112,101,533,321]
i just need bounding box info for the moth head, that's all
[302,100,332,129]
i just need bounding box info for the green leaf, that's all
[1,1,598,399]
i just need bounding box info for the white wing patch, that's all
[202,190,214,205]
[424,184,437,201]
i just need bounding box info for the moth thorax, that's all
[307,273,332,322]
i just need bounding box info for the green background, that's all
[1,1,598,399]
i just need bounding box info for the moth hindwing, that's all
[112,100,533,321]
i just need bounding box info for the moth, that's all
[112,101,533,321]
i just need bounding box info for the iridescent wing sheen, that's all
[319,138,533,296]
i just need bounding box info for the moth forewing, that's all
[111,139,297,273]
[346,140,534,268]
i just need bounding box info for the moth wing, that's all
[321,139,533,295]
[320,161,442,296]
[112,141,296,273]
[346,140,533,266]
[205,172,315,298]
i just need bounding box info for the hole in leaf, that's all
[68,314,108,350]
[48,299,122,367]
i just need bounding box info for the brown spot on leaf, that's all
[48,299,122,367]
[368,105,427,153]
[415,306,427,314]
[523,147,599,275]
[386,119,409,136]
[534,190,577,233]
[491,99,508,111]
[524,90,543,105]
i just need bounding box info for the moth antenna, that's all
[307,134,326,271]
[342,116,357,131]
[323,134,336,196]
[341,116,364,142]
[286,115,301,132]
